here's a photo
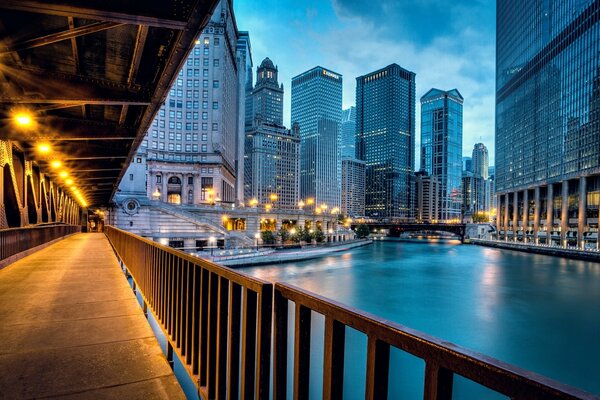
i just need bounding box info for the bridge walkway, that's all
[0,233,185,399]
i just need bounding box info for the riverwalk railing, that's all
[273,282,598,400]
[104,226,272,400]
[104,226,597,400]
[0,223,80,267]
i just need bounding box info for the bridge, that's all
[0,2,596,400]
[356,222,467,242]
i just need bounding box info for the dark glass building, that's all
[420,88,463,222]
[356,64,416,220]
[291,66,343,209]
[496,1,600,247]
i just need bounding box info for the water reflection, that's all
[240,241,600,397]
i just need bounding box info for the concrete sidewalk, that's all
[0,233,185,399]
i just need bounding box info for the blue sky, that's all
[234,0,496,166]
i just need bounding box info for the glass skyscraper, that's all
[340,106,356,159]
[291,66,342,209]
[496,1,600,247]
[420,88,463,222]
[356,64,416,220]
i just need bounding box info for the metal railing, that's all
[0,223,80,263]
[104,226,272,400]
[273,282,598,400]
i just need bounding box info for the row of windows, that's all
[171,80,220,93]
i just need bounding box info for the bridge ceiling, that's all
[0,0,218,207]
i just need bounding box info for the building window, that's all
[213,59,219,67]
[201,144,207,152]
[129,173,134,181]
[213,80,219,88]
[212,123,218,131]
[156,175,162,183]
[136,157,142,163]
[212,102,218,109]
[214,37,220,46]
[188,177,194,185]
[203,37,209,46]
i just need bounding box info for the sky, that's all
[233,0,496,166]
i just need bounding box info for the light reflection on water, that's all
[240,241,600,398]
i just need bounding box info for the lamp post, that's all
[208,236,216,256]
[254,232,260,251]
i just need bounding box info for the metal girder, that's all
[1,66,150,105]
[119,25,148,125]
[1,21,123,54]
[0,0,190,29]
[13,117,136,141]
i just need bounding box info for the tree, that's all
[472,212,489,223]
[261,230,276,245]
[278,227,290,243]
[355,223,370,239]
[314,228,325,243]
[300,227,313,243]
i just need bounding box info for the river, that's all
[239,239,600,398]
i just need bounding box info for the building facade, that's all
[291,66,343,209]
[136,0,245,207]
[496,0,600,247]
[341,106,357,158]
[415,171,440,223]
[356,64,416,220]
[244,122,300,209]
[462,171,486,217]
[472,142,489,180]
[341,158,366,217]
[251,58,284,125]
[420,88,463,222]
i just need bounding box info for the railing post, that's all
[293,304,311,400]
[323,317,345,400]
[166,341,174,370]
[365,336,390,400]
[424,362,453,400]
[273,287,288,400]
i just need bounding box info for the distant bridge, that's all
[354,222,467,242]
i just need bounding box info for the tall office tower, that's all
[356,64,416,220]
[236,31,252,204]
[472,142,489,179]
[245,57,300,209]
[462,157,472,173]
[251,58,284,125]
[496,1,600,247]
[415,171,440,223]
[341,158,366,217]
[244,122,300,209]
[341,106,356,158]
[420,88,463,222]
[140,0,243,205]
[291,66,343,208]
[462,171,486,216]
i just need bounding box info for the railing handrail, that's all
[274,282,599,400]
[106,225,271,291]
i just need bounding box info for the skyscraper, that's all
[236,31,252,204]
[245,57,299,209]
[356,64,416,220]
[136,0,245,206]
[251,57,284,125]
[496,1,600,247]
[472,142,489,180]
[291,66,343,209]
[420,88,463,222]
[341,106,356,159]
[462,157,472,173]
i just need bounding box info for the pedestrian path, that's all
[0,233,185,399]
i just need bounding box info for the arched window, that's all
[168,176,181,184]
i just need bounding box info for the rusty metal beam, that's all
[120,25,148,125]
[0,0,189,29]
[1,21,123,54]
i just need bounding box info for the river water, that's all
[239,239,600,399]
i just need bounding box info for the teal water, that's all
[240,240,600,399]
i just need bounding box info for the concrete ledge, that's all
[471,239,600,262]
[0,233,77,270]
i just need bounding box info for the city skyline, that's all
[233,0,496,165]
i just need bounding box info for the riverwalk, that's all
[471,238,600,261]
[211,239,372,267]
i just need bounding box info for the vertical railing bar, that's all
[323,317,345,400]
[199,268,209,386]
[241,288,257,400]
[191,264,201,374]
[365,336,390,400]
[273,288,288,400]
[423,362,454,400]
[227,282,242,400]
[181,260,190,358]
[293,304,311,400]
[255,284,272,400]
[215,276,230,399]
[173,256,180,346]
[206,272,219,398]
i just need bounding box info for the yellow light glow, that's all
[59,171,68,179]
[50,160,62,169]
[306,198,314,205]
[37,143,51,154]
[222,215,229,221]
[270,193,278,202]
[298,200,305,208]
[249,198,258,207]
[12,110,35,128]
[65,178,74,186]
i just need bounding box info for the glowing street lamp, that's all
[12,110,35,129]
[208,236,216,256]
[306,198,314,206]
[37,143,51,154]
[152,188,161,200]
[298,200,305,209]
[59,171,68,179]
[270,193,278,202]
[50,160,62,169]
[249,198,258,207]
[254,232,260,251]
